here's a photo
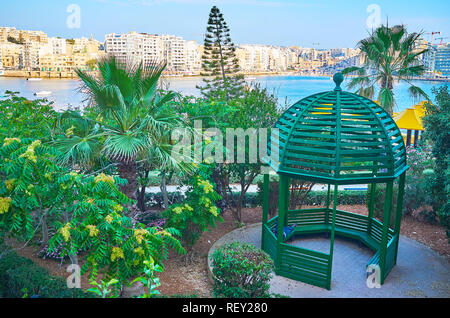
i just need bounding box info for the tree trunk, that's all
[137,185,146,212]
[42,214,49,245]
[160,170,169,210]
[117,161,138,200]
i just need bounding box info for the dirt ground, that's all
[5,204,449,297]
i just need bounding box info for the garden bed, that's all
[4,205,449,297]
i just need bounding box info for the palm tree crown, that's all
[343,24,429,114]
[53,57,186,202]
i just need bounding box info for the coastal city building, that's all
[0,26,448,78]
[105,32,201,74]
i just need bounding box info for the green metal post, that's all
[367,183,376,235]
[275,175,288,273]
[261,173,270,251]
[379,181,393,284]
[325,183,331,225]
[393,172,406,264]
[326,183,338,290]
[284,177,290,225]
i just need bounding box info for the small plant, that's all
[210,241,274,298]
[87,278,120,298]
[131,258,163,298]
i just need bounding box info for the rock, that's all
[121,281,144,298]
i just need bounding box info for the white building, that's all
[48,37,67,55]
[160,34,186,72]
[0,48,3,75]
[185,40,201,73]
[105,32,164,67]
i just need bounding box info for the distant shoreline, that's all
[1,70,449,82]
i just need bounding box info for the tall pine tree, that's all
[197,6,244,100]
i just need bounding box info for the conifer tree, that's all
[197,6,244,100]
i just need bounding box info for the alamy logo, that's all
[366,264,381,288]
[66,4,81,29]
[66,264,81,289]
[366,4,381,29]
[171,120,279,173]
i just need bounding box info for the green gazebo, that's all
[261,73,408,290]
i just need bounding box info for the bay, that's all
[0,75,447,112]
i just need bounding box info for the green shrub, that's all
[211,242,274,298]
[163,167,222,251]
[0,246,87,298]
[366,183,398,224]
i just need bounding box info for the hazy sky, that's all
[1,0,449,48]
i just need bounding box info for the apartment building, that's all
[105,32,164,67]
[48,37,67,55]
[237,45,293,72]
[434,43,450,76]
[160,34,186,72]
[185,40,201,73]
[0,42,23,69]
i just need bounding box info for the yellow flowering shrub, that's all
[0,197,12,214]
[86,225,99,237]
[111,247,124,262]
[172,206,183,214]
[105,214,113,224]
[2,137,21,147]
[65,125,75,137]
[59,223,71,242]
[163,167,222,249]
[112,204,123,212]
[134,228,149,244]
[18,140,41,163]
[4,179,16,191]
[134,247,145,256]
[94,173,115,184]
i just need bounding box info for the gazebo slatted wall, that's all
[261,73,408,290]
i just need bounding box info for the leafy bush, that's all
[163,166,222,250]
[365,147,438,224]
[211,242,274,298]
[422,86,450,237]
[0,246,87,298]
[366,183,398,223]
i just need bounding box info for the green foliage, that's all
[130,258,164,298]
[342,24,429,114]
[0,135,184,285]
[218,84,281,222]
[198,5,244,100]
[0,138,62,240]
[211,242,274,298]
[366,183,399,224]
[87,278,120,298]
[0,92,58,141]
[163,165,222,250]
[422,86,450,236]
[47,172,184,282]
[0,246,87,298]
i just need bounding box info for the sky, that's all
[1,0,449,48]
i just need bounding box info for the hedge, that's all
[0,245,88,298]
[145,190,366,209]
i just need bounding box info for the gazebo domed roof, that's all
[265,73,408,184]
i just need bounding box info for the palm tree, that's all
[53,57,188,202]
[342,24,429,114]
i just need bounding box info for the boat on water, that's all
[27,78,42,81]
[34,90,52,97]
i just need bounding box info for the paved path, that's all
[208,223,450,298]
